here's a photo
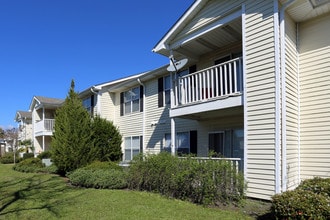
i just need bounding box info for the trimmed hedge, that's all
[127,153,245,205]
[13,157,44,173]
[67,161,127,189]
[0,152,21,164]
[272,177,330,220]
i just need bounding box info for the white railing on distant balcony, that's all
[35,119,55,134]
[173,57,243,107]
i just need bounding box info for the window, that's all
[163,132,191,155]
[124,136,142,161]
[83,95,94,116]
[164,75,171,105]
[120,86,143,116]
[158,75,171,107]
[208,129,243,158]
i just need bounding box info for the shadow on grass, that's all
[0,173,84,218]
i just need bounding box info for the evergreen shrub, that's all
[68,161,127,189]
[37,151,52,159]
[0,152,21,164]
[127,153,245,205]
[22,153,35,160]
[13,157,43,173]
[272,177,330,219]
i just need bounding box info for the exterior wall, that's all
[244,0,277,200]
[299,13,330,179]
[284,12,300,190]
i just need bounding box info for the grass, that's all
[0,164,257,220]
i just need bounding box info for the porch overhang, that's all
[170,94,243,119]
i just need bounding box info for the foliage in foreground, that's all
[51,80,123,175]
[127,153,245,206]
[0,152,21,164]
[1,164,251,220]
[272,177,330,219]
[68,161,127,189]
[13,157,44,173]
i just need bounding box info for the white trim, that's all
[152,0,204,53]
[171,118,176,156]
[280,5,287,193]
[169,9,242,50]
[296,22,301,184]
[137,78,145,152]
[274,1,281,194]
[242,3,248,182]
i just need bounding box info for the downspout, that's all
[280,0,296,193]
[274,0,281,194]
[241,3,248,184]
[91,86,101,116]
[137,78,145,153]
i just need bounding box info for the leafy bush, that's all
[0,152,21,164]
[82,161,122,171]
[41,164,58,174]
[22,153,35,160]
[127,153,245,205]
[272,189,330,219]
[13,157,44,173]
[68,168,127,189]
[37,151,52,159]
[296,177,330,197]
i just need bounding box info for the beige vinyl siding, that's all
[245,0,277,200]
[299,13,330,179]
[144,75,199,154]
[172,0,243,44]
[284,13,300,190]
[98,88,116,122]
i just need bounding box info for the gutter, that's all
[137,78,145,153]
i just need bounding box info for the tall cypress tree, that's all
[51,80,94,175]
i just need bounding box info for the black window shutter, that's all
[190,130,197,155]
[140,86,143,112]
[90,95,94,116]
[158,77,164,107]
[120,92,124,116]
[140,136,143,153]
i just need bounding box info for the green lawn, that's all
[0,164,253,220]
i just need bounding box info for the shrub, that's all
[127,153,245,205]
[296,177,330,197]
[13,157,43,173]
[0,152,21,164]
[272,189,330,219]
[37,151,52,159]
[82,161,122,171]
[22,153,35,160]
[68,168,127,189]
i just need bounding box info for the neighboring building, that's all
[14,110,33,152]
[29,96,63,155]
[0,139,6,156]
[151,0,330,200]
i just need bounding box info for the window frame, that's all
[123,87,140,115]
[124,136,142,161]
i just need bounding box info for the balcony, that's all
[34,119,55,136]
[170,58,243,118]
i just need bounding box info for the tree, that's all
[91,115,122,162]
[51,80,94,175]
[0,127,4,139]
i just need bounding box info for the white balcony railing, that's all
[35,119,55,134]
[179,157,242,172]
[173,57,243,108]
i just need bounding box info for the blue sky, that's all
[0,0,193,129]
